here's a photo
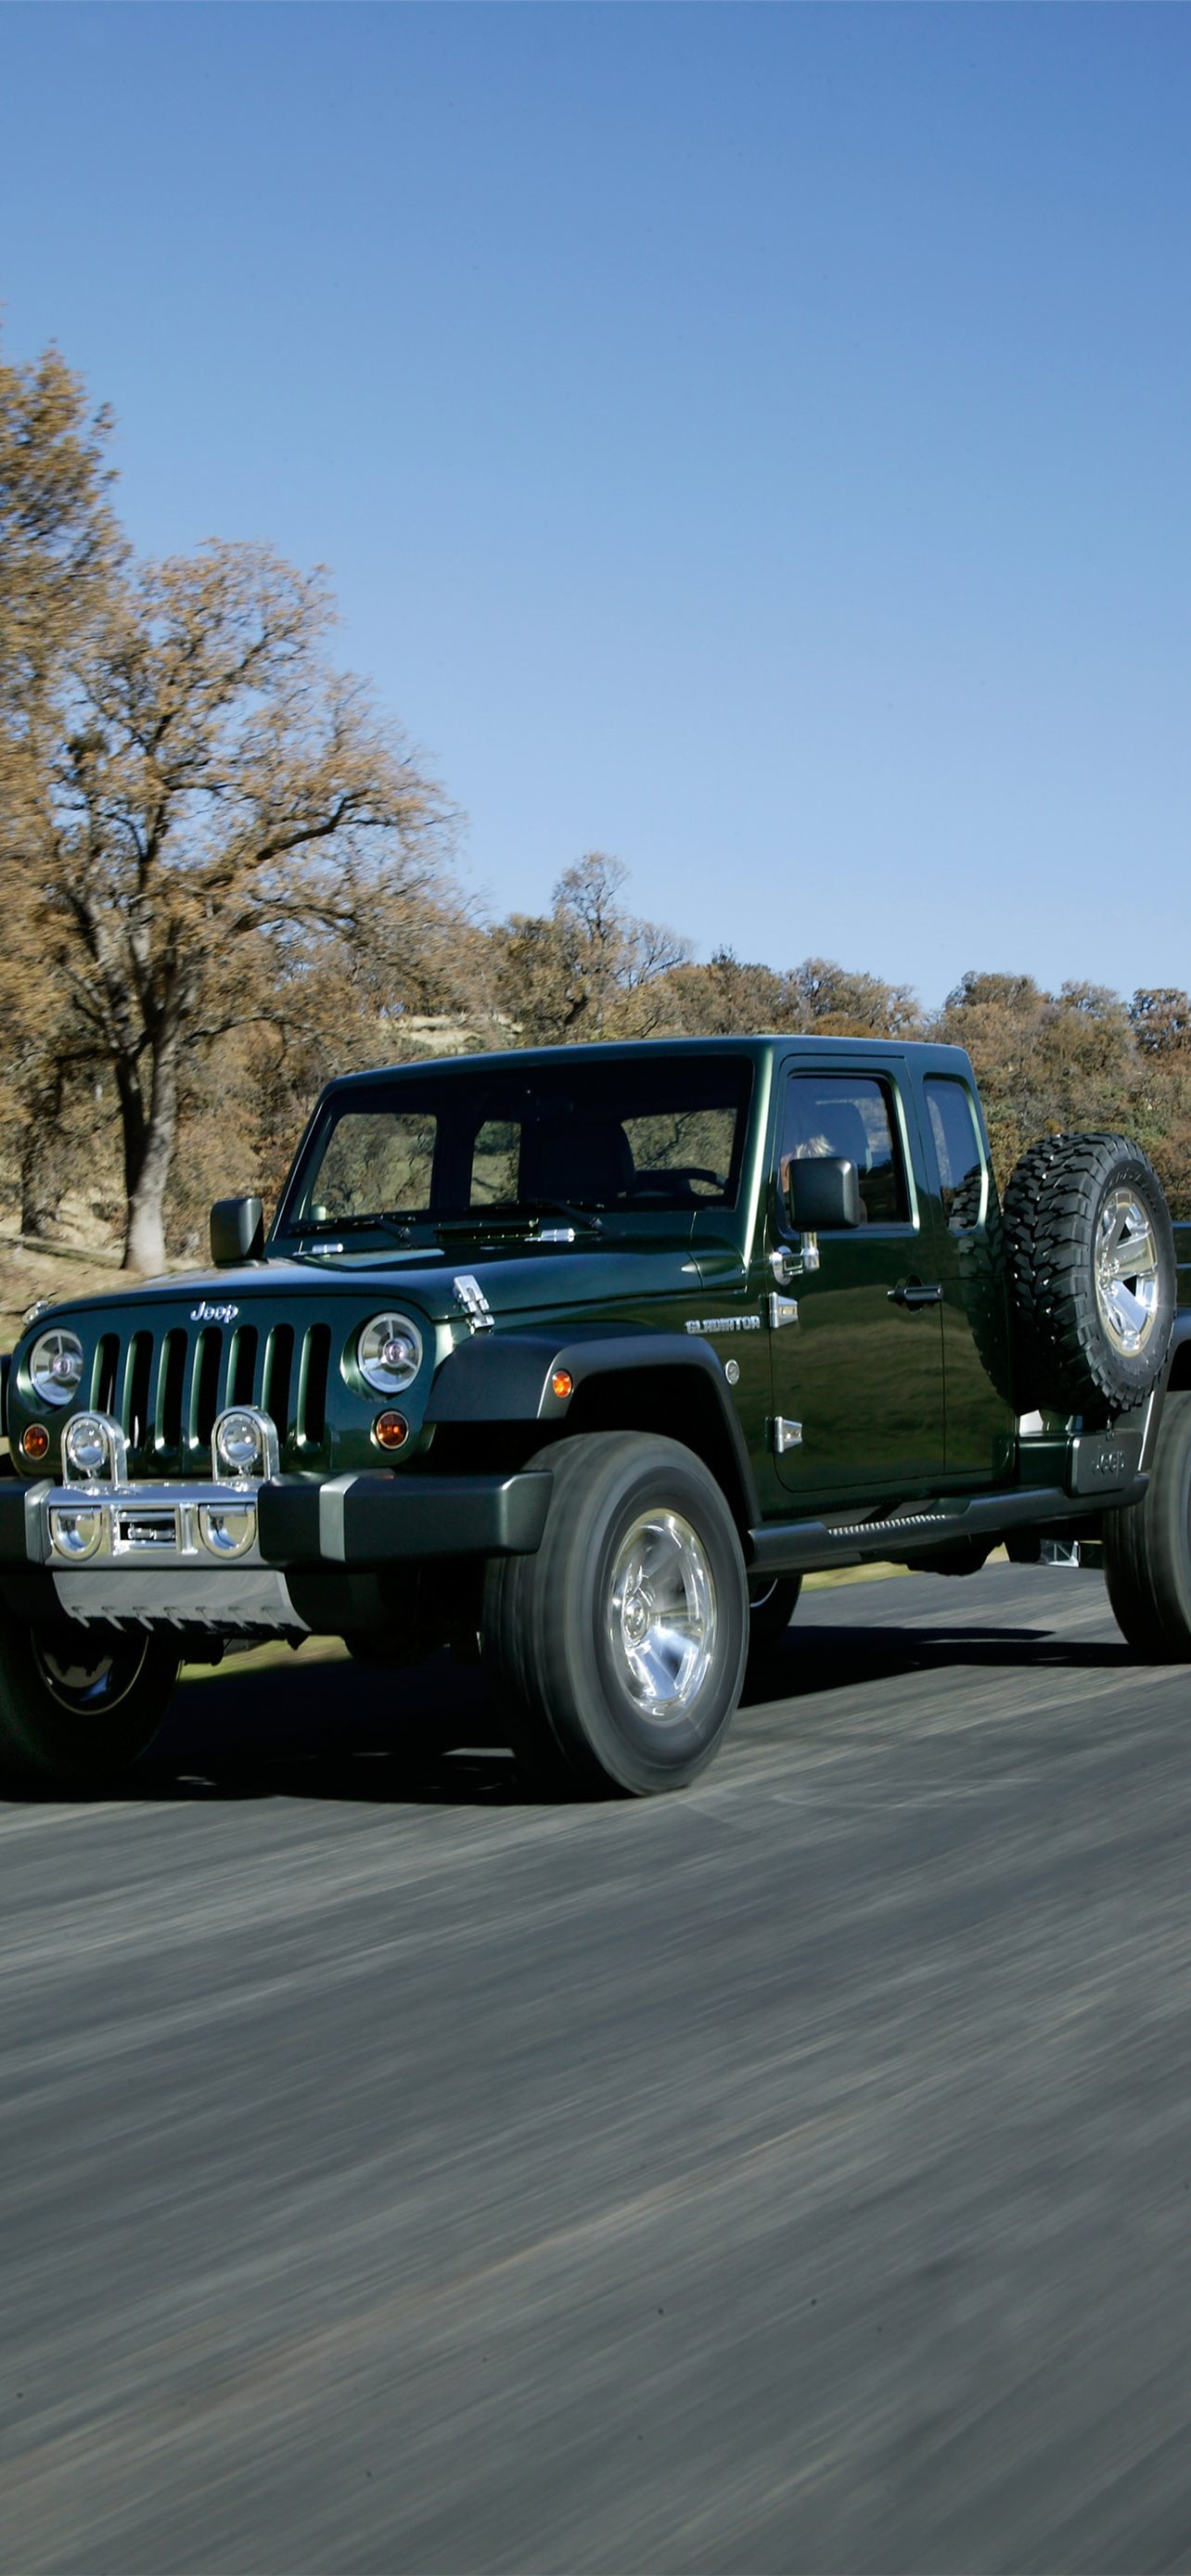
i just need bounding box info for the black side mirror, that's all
[211,1196,265,1266]
[784,1155,864,1231]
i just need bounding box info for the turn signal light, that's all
[20,1423,50,1463]
[373,1410,409,1451]
[551,1370,573,1400]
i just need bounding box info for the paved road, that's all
[2,1565,1190,2574]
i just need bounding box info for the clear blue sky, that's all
[2,4,1189,1009]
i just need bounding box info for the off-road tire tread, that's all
[1002,1130,1175,1417]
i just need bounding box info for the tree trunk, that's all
[120,1030,179,1273]
[19,1066,67,1240]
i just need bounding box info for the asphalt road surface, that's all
[3,1564,1191,2575]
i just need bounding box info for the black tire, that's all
[747,1574,802,1650]
[482,1432,749,1797]
[1002,1132,1176,1419]
[0,1608,179,1787]
[1103,1390,1191,1658]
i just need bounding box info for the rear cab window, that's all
[922,1077,988,1232]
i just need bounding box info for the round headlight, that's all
[29,1328,84,1409]
[357,1312,422,1396]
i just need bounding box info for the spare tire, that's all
[1002,1132,1176,1419]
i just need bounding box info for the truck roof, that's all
[327,1032,978,1088]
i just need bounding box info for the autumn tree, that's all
[1131,989,1191,1057]
[489,853,689,1044]
[0,341,126,1228]
[6,540,460,1269]
[655,947,921,1041]
[781,957,919,1039]
[655,949,793,1035]
[1128,990,1191,1216]
[934,972,1146,1183]
[0,340,121,707]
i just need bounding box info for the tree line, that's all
[1,338,1188,1269]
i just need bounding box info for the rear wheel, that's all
[482,1433,749,1796]
[0,1609,179,1785]
[1103,1390,1191,1658]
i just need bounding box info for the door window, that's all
[780,1075,910,1225]
[923,1078,986,1231]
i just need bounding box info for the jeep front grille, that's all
[88,1317,332,1474]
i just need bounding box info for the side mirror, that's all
[211,1195,265,1267]
[784,1155,864,1231]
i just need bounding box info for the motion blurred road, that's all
[2,1566,1189,2574]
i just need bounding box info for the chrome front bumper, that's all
[0,1463,554,1634]
[9,1477,308,1633]
[38,1481,266,1569]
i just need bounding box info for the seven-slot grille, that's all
[85,1316,333,1474]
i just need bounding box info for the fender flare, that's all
[426,1325,762,1527]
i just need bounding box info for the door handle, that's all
[888,1279,943,1308]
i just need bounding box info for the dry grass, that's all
[0,1237,146,1349]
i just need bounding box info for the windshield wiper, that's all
[290,1215,413,1242]
[419,1201,604,1238]
[519,1198,603,1235]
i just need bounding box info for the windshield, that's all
[275,1055,754,1238]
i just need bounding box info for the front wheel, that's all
[482,1433,749,1796]
[0,1607,179,1786]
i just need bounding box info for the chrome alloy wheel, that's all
[607,1510,718,1716]
[32,1634,151,1716]
[1095,1189,1162,1357]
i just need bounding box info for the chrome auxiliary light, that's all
[47,1504,105,1561]
[62,1412,130,1485]
[211,1407,279,1482]
[197,1503,257,1559]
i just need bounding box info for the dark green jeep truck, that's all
[2,1035,1188,1796]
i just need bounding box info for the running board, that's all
[748,1475,1147,1577]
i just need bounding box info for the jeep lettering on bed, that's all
[2,1036,1189,1795]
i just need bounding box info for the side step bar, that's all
[748,1476,1147,1577]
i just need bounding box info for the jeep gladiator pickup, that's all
[1,1035,1188,1795]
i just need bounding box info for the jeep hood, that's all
[20,1236,725,1334]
